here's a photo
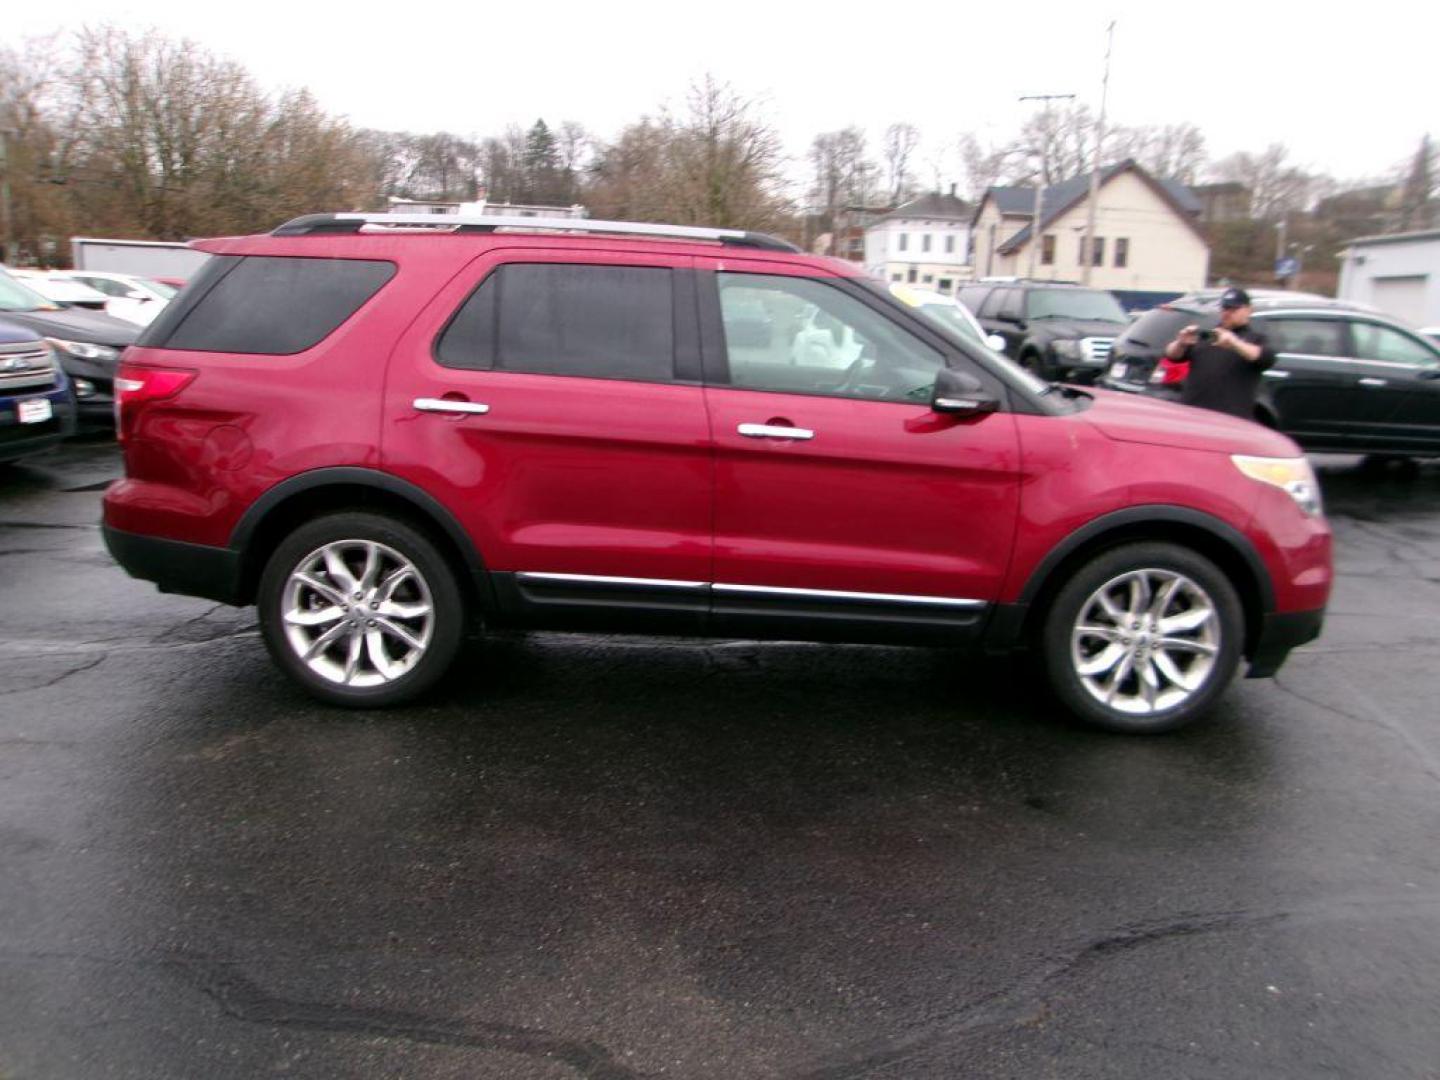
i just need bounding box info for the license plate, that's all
[18,398,53,424]
[1108,362,1128,379]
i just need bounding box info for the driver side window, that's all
[716,273,944,404]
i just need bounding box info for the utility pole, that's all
[1020,93,1075,280]
[1081,21,1116,286]
[0,128,15,266]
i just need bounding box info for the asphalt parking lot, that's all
[2,440,1439,1079]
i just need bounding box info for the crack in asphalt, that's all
[0,631,259,658]
[166,956,646,1079]
[1270,674,1440,787]
[796,893,1440,1079]
[148,603,232,645]
[0,653,108,697]
[0,949,643,1079]
[0,521,98,531]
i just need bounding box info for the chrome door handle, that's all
[737,423,814,440]
[414,397,490,415]
[1262,369,1290,379]
[1358,378,1387,388]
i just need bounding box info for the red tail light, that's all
[114,363,196,439]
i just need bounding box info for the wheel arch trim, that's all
[229,467,492,608]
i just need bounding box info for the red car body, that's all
[103,217,1331,728]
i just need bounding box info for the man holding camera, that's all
[1164,287,1276,419]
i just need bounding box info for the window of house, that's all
[922,274,933,284]
[1115,238,1129,268]
[714,272,944,404]
[907,266,918,283]
[1091,238,1105,267]
[1041,234,1055,266]
[945,235,955,255]
[937,278,953,293]
[898,233,909,252]
[436,263,675,381]
[922,234,932,253]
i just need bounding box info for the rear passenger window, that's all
[151,256,394,355]
[437,264,674,381]
[1265,318,1346,357]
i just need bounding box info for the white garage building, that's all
[1338,229,1440,327]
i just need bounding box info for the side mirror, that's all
[932,368,1000,416]
[985,333,1007,351]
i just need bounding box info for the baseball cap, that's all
[1219,287,1251,309]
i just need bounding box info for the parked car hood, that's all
[1081,387,1299,456]
[0,318,43,346]
[0,308,139,347]
[1032,318,1130,341]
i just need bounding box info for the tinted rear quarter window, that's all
[1117,308,1205,353]
[144,256,394,354]
[1263,317,1347,357]
[437,264,674,382]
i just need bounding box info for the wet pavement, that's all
[2,440,1439,1079]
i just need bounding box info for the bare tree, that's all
[1208,143,1315,221]
[882,122,919,204]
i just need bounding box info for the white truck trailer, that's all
[70,238,211,280]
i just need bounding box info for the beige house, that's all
[970,160,1209,292]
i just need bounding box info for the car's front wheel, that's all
[1040,542,1244,733]
[258,511,465,707]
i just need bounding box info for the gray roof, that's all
[984,161,1202,252]
[1340,227,1440,249]
[882,191,971,222]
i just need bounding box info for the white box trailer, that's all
[70,238,211,280]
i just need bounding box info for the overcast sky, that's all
[6,0,1436,189]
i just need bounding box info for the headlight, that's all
[46,338,119,362]
[1050,339,1083,360]
[1232,455,1323,517]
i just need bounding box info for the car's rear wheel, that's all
[1039,542,1244,733]
[258,511,464,707]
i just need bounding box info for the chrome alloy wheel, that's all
[1069,568,1221,716]
[281,539,434,688]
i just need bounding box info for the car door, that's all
[696,258,1022,645]
[1257,314,1396,448]
[382,247,712,631]
[1347,319,1440,453]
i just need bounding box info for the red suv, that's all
[103,213,1332,733]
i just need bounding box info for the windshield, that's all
[0,271,57,313]
[145,279,179,299]
[1027,289,1127,322]
[874,284,1051,397]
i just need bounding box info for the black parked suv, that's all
[1099,290,1440,457]
[957,281,1130,383]
[0,268,139,425]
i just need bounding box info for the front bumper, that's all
[0,384,78,462]
[1246,609,1324,678]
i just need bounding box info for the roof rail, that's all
[271,213,801,253]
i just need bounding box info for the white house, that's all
[1338,229,1440,326]
[863,189,972,295]
[969,160,1209,292]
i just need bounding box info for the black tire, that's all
[1039,542,1245,734]
[257,511,465,708]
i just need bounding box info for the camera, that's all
[1194,329,1216,343]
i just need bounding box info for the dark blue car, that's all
[0,318,77,464]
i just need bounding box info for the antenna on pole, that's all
[1082,21,1117,286]
[1019,93,1076,280]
